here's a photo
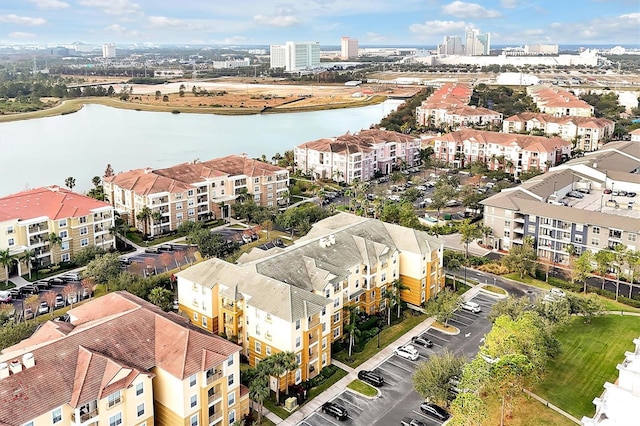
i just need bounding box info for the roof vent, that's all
[319,238,329,248]
[23,353,35,369]
[9,360,22,375]
[329,235,336,245]
[0,363,8,379]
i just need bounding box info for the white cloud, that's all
[78,0,140,16]
[409,20,468,36]
[442,1,501,19]
[105,24,141,38]
[28,0,69,9]
[0,14,46,26]
[523,29,544,36]
[147,16,185,28]
[9,32,38,39]
[253,14,302,27]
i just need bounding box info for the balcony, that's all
[28,223,48,234]
[71,408,98,425]
[308,331,318,345]
[222,300,242,313]
[197,187,208,195]
[208,386,222,403]
[208,402,223,425]
[206,369,223,385]
[150,197,168,206]
[308,315,320,329]
[308,346,319,362]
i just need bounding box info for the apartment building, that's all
[416,83,502,130]
[582,336,640,426]
[103,155,289,237]
[432,129,571,174]
[0,186,115,279]
[481,142,640,263]
[630,128,640,142]
[503,112,615,152]
[294,129,422,184]
[0,291,248,426]
[340,37,358,59]
[526,85,594,117]
[176,213,444,388]
[269,41,320,71]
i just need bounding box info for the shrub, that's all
[477,263,510,275]
[357,315,379,331]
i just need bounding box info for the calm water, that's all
[0,100,402,196]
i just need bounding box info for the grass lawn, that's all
[333,311,427,367]
[0,282,16,291]
[263,366,348,420]
[347,379,378,397]
[482,284,508,295]
[483,393,576,426]
[534,315,640,419]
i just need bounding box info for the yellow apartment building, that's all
[0,186,115,280]
[0,292,248,426]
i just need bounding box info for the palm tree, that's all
[21,250,35,280]
[136,206,152,236]
[626,250,640,299]
[268,352,298,405]
[47,233,62,263]
[594,250,614,290]
[382,286,393,326]
[332,169,344,184]
[249,371,270,424]
[391,279,410,319]
[151,211,163,236]
[344,304,361,358]
[64,176,76,190]
[0,249,14,285]
[92,176,101,188]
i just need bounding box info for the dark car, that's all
[34,280,52,289]
[420,402,450,421]
[47,277,65,285]
[20,284,40,295]
[358,370,384,387]
[9,288,21,300]
[322,401,348,421]
[411,335,434,348]
[401,417,426,426]
[159,244,174,251]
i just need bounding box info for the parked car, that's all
[24,308,34,320]
[38,302,49,315]
[567,191,584,198]
[20,284,40,295]
[627,192,637,198]
[576,188,590,194]
[603,188,612,194]
[401,417,426,426]
[358,370,384,387]
[420,402,450,421]
[322,401,348,421]
[394,344,419,361]
[47,277,65,285]
[9,289,21,300]
[0,291,11,303]
[34,280,52,289]
[54,295,65,309]
[550,288,566,298]
[60,272,81,282]
[144,247,160,254]
[67,292,78,304]
[411,335,433,348]
[158,244,174,251]
[461,301,481,313]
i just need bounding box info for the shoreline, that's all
[0,95,389,124]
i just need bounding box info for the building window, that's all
[190,414,198,426]
[295,319,300,330]
[193,312,198,321]
[227,355,234,366]
[61,253,70,262]
[8,238,14,246]
[136,382,143,396]
[255,341,262,354]
[59,230,68,239]
[190,394,197,408]
[322,337,327,349]
[333,312,340,323]
[109,413,122,426]
[229,410,236,425]
[80,227,88,235]
[137,403,145,417]
[81,238,89,247]
[189,374,197,387]
[322,353,327,366]
[176,202,183,210]
[593,226,600,234]
[591,238,599,246]
[59,219,67,227]
[333,327,340,338]
[295,337,301,348]
[228,373,234,387]
[228,391,235,407]
[188,189,194,196]
[188,208,195,216]
[296,352,302,365]
[266,346,272,356]
[107,391,121,407]
[52,408,62,424]
[333,298,340,308]
[629,233,637,242]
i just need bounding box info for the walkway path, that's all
[523,389,581,424]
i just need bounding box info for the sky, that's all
[0,0,639,47]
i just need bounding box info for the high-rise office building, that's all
[270,41,320,71]
[341,36,359,59]
[464,27,490,56]
[438,36,464,55]
[102,43,116,58]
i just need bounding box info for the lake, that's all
[0,100,402,196]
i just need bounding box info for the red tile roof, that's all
[436,129,570,152]
[298,129,418,153]
[0,292,240,425]
[504,112,613,129]
[0,186,112,222]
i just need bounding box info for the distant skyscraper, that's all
[341,37,359,59]
[464,27,490,56]
[102,43,116,58]
[438,36,463,55]
[270,41,320,71]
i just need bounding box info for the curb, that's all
[479,287,509,299]
[345,384,381,400]
[429,323,460,335]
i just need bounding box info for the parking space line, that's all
[335,396,363,411]
[412,409,442,424]
[375,366,404,382]
[386,358,414,372]
[448,317,472,327]
[316,414,340,426]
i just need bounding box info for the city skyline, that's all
[0,0,638,47]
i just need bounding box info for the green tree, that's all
[569,293,603,324]
[573,251,593,293]
[501,236,537,279]
[425,289,461,327]
[449,391,488,426]
[594,249,614,290]
[490,353,537,424]
[64,176,76,190]
[136,206,152,236]
[148,287,173,311]
[151,211,163,235]
[249,370,270,424]
[488,296,531,323]
[265,351,298,405]
[412,350,465,407]
[20,249,35,280]
[458,219,481,261]
[84,253,122,285]
[391,278,410,319]
[344,304,361,358]
[0,249,14,285]
[431,181,456,219]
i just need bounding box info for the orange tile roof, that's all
[298,129,419,153]
[504,112,613,129]
[0,186,112,222]
[0,292,239,425]
[201,155,286,177]
[437,129,570,152]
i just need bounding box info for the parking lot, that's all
[122,243,197,276]
[297,293,500,426]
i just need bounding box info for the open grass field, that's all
[483,393,576,426]
[534,315,640,419]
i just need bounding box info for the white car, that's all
[461,301,481,313]
[550,288,566,298]
[394,345,419,361]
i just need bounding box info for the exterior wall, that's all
[177,279,218,334]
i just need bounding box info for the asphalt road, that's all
[298,293,500,426]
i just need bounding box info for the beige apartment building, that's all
[176,213,444,389]
[503,112,615,152]
[0,292,248,426]
[526,85,594,117]
[0,186,115,280]
[103,155,289,237]
[481,142,640,264]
